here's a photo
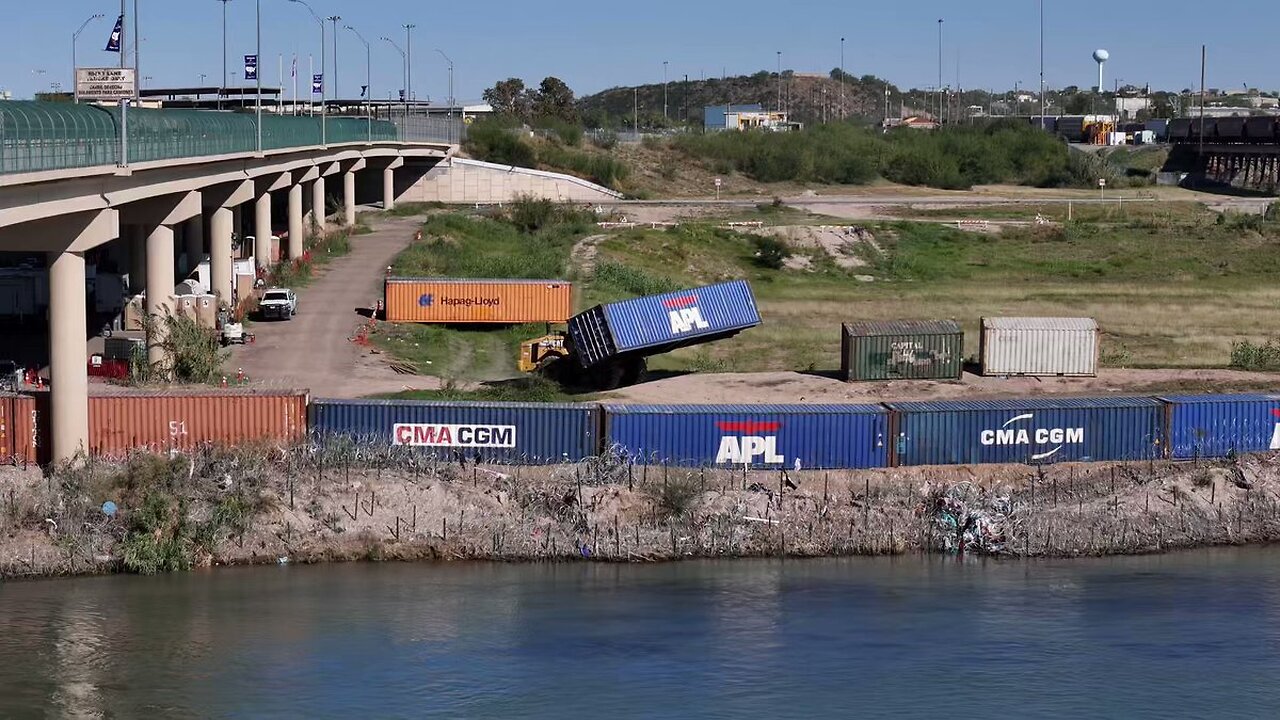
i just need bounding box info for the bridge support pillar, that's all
[127,224,146,295]
[145,224,176,371]
[383,167,395,211]
[49,249,89,464]
[255,190,273,271]
[210,207,234,306]
[288,182,304,260]
[183,215,204,275]
[343,170,356,226]
[311,176,326,231]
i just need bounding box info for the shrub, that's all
[751,235,791,269]
[464,119,537,167]
[644,474,703,520]
[1230,340,1280,371]
[594,261,681,297]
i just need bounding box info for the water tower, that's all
[1093,49,1110,92]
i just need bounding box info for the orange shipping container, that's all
[384,278,573,324]
[0,394,43,466]
[87,389,308,459]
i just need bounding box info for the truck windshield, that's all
[262,292,288,302]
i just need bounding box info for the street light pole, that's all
[382,37,406,122]
[663,60,668,120]
[404,24,416,110]
[435,49,454,143]
[776,51,782,112]
[1040,0,1046,128]
[326,15,341,100]
[937,18,944,124]
[72,13,104,104]
[255,0,261,153]
[347,26,372,141]
[288,0,326,145]
[217,0,230,110]
[840,37,845,120]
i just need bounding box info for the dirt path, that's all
[231,217,446,397]
[569,234,607,276]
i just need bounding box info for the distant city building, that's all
[1114,96,1152,120]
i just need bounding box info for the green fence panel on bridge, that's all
[0,102,400,176]
[0,101,118,174]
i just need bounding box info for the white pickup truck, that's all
[259,288,298,321]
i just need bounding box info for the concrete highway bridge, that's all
[0,102,458,463]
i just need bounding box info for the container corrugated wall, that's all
[309,399,599,463]
[0,394,42,466]
[889,397,1164,466]
[980,317,1099,377]
[602,404,889,469]
[568,280,761,368]
[841,320,964,382]
[1162,394,1280,460]
[87,390,308,458]
[384,278,573,324]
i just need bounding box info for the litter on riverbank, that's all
[3,448,1280,578]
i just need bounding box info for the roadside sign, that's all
[75,67,136,101]
[714,177,722,188]
[1098,178,1107,188]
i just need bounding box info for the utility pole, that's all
[840,37,845,120]
[327,16,341,99]
[255,0,261,153]
[382,37,407,121]
[119,0,126,70]
[634,87,639,138]
[289,0,327,144]
[347,26,372,141]
[435,49,455,144]
[1199,45,1206,182]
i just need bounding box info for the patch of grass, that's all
[593,261,682,298]
[391,208,589,280]
[372,322,548,380]
[1230,340,1280,371]
[380,376,585,403]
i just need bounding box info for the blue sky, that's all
[4,0,1277,101]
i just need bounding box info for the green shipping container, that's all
[841,320,964,382]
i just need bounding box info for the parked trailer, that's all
[602,404,889,469]
[888,397,1165,466]
[1162,394,1280,460]
[309,399,600,464]
[87,390,308,458]
[384,277,573,324]
[980,317,1099,377]
[1246,117,1278,142]
[841,320,964,382]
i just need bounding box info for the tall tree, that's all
[534,76,577,122]
[483,78,529,118]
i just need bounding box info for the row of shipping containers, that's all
[3,391,1278,471]
[304,394,1280,470]
[841,318,1100,382]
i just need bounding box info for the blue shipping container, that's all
[602,404,889,469]
[309,399,599,463]
[568,280,761,368]
[1162,394,1280,460]
[889,397,1164,467]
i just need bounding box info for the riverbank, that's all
[3,449,1279,578]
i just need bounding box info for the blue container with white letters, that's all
[567,280,761,368]
[308,399,599,463]
[1161,394,1280,460]
[887,397,1165,467]
[601,404,889,469]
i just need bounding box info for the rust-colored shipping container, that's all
[0,394,43,466]
[87,389,308,458]
[384,277,573,324]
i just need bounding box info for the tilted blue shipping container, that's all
[888,397,1165,467]
[602,404,890,469]
[568,280,761,368]
[1162,394,1280,460]
[309,399,599,463]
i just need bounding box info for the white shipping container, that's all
[980,317,1099,377]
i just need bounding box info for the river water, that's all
[2,550,1279,718]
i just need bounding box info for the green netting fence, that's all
[0,101,398,175]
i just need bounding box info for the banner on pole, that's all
[312,74,323,94]
[244,55,258,82]
[105,15,123,52]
